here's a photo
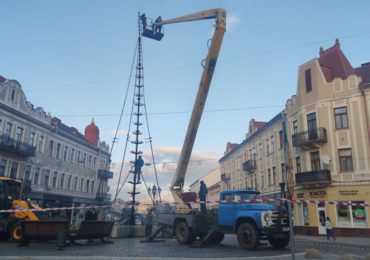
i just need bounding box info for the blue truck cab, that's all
[217,189,290,250]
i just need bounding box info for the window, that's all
[91,180,95,193]
[64,146,68,161]
[0,119,3,134]
[34,167,40,184]
[272,167,276,184]
[267,169,271,186]
[305,69,312,92]
[86,180,90,193]
[9,162,19,178]
[56,143,61,159]
[296,156,301,173]
[24,165,31,180]
[44,170,50,187]
[88,155,92,168]
[310,151,320,171]
[67,175,72,189]
[337,201,367,228]
[266,139,270,154]
[29,132,36,146]
[278,130,283,149]
[60,173,65,188]
[11,88,15,101]
[38,135,44,153]
[307,113,317,140]
[93,157,96,169]
[15,127,23,142]
[77,151,81,164]
[70,148,75,163]
[335,107,349,129]
[5,122,12,137]
[49,140,54,157]
[339,148,353,172]
[293,120,298,134]
[52,171,57,188]
[270,136,275,152]
[80,178,84,191]
[74,177,78,190]
[83,153,86,167]
[0,159,6,177]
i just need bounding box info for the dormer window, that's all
[305,69,312,92]
[11,88,15,101]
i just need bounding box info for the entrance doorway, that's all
[317,203,326,235]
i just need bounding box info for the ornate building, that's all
[0,75,113,213]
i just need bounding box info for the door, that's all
[317,203,326,235]
[307,113,317,140]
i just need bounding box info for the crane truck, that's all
[143,8,290,250]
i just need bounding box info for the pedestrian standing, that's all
[198,181,208,214]
[145,208,154,237]
[325,217,336,241]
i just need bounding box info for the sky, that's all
[1,0,370,202]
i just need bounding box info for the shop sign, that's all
[308,191,327,199]
[338,190,358,196]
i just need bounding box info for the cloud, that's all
[227,13,240,30]
[109,146,220,203]
[107,129,128,136]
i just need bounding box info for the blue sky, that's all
[1,0,370,201]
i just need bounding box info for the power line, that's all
[54,105,283,118]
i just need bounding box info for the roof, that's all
[355,62,370,87]
[0,75,6,83]
[318,39,356,82]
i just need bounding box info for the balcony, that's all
[295,169,332,187]
[0,134,36,157]
[98,169,113,179]
[221,173,229,182]
[242,160,256,173]
[292,127,327,149]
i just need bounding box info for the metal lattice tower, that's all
[128,14,145,226]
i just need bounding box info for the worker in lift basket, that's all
[198,181,208,214]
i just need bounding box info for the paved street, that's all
[0,234,369,259]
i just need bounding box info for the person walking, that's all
[198,181,208,214]
[325,217,336,241]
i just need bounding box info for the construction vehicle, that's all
[143,8,290,250]
[0,177,39,241]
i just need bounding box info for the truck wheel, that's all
[209,231,224,244]
[175,222,195,245]
[268,232,290,249]
[10,222,23,242]
[237,223,259,250]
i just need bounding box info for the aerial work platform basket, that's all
[140,14,164,41]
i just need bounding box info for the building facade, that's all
[219,116,286,199]
[219,39,370,236]
[0,76,113,215]
[286,40,370,236]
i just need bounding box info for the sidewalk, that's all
[294,234,370,247]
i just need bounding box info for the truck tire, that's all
[10,222,23,242]
[268,232,290,249]
[175,221,195,245]
[237,223,259,250]
[209,231,224,244]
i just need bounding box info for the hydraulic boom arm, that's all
[160,8,226,207]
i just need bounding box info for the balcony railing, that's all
[292,127,327,149]
[221,173,229,182]
[295,169,332,187]
[0,134,36,157]
[242,160,256,173]
[98,169,113,179]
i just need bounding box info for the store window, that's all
[339,149,353,172]
[297,202,309,226]
[337,201,367,228]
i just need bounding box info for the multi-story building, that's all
[0,75,113,215]
[287,40,370,236]
[219,116,286,199]
[219,39,370,236]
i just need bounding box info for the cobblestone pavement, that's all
[0,235,369,259]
